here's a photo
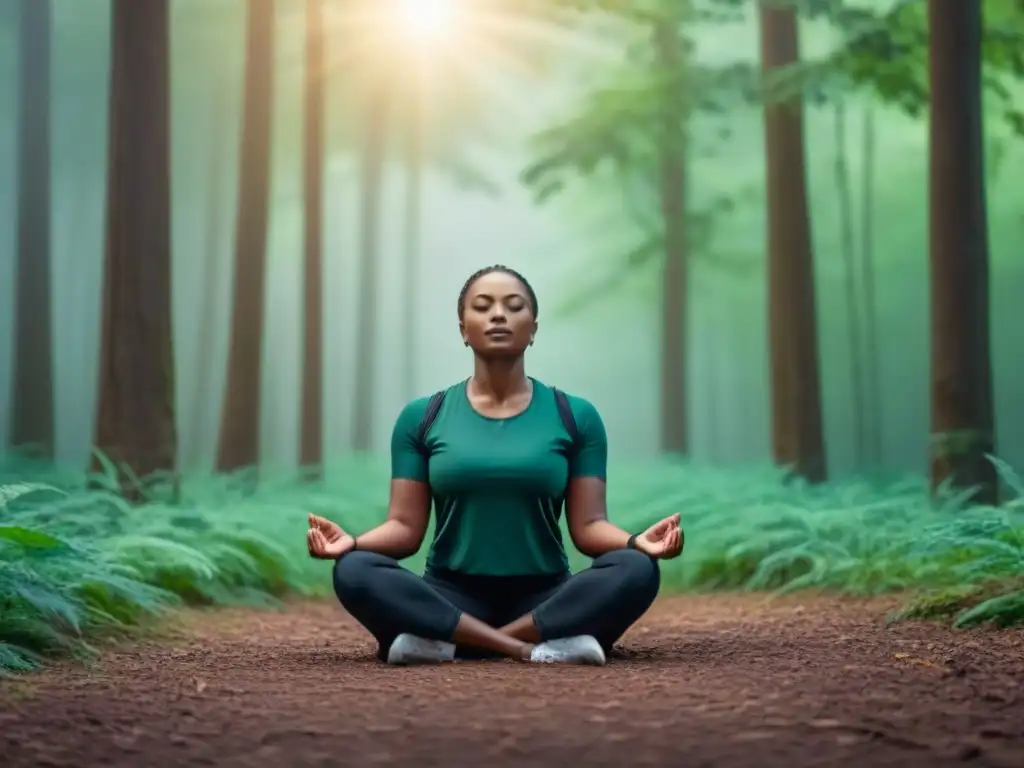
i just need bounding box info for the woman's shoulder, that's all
[395,382,464,422]
[535,380,602,423]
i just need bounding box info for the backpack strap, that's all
[551,387,580,447]
[416,390,447,455]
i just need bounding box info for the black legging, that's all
[333,548,661,660]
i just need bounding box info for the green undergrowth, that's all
[888,575,1024,628]
[1,451,1022,674]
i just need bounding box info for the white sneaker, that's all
[386,633,456,665]
[530,635,606,665]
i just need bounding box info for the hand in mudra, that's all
[635,513,684,560]
[306,513,355,559]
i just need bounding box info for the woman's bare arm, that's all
[348,479,431,559]
[565,476,632,557]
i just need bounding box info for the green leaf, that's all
[0,525,71,551]
[0,482,65,509]
[953,589,1024,628]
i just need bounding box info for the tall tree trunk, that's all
[759,2,827,483]
[216,0,274,473]
[860,106,882,467]
[92,0,176,493]
[832,99,866,469]
[10,0,54,457]
[654,19,688,455]
[926,0,997,504]
[351,92,388,452]
[299,0,324,474]
[402,94,423,403]
[187,83,231,470]
[704,292,721,462]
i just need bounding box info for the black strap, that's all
[416,390,447,454]
[552,387,580,447]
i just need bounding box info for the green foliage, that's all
[953,587,1024,628]
[890,575,1024,628]
[638,459,1024,601]
[521,0,762,311]
[889,583,987,623]
[791,0,1024,135]
[2,450,1022,673]
[0,453,328,674]
[522,0,757,197]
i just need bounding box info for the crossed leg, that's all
[332,549,661,663]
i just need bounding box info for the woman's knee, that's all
[332,550,390,603]
[599,548,661,600]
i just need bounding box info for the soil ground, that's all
[2,594,1022,767]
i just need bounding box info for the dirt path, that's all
[2,594,1022,767]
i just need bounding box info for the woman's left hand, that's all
[635,513,684,560]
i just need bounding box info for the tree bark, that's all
[216,0,274,473]
[654,19,688,456]
[10,0,54,457]
[92,0,176,490]
[926,0,997,504]
[299,0,324,474]
[759,2,827,483]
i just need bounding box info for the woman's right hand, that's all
[306,513,356,559]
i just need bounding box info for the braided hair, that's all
[457,265,538,319]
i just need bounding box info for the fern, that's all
[1,452,1022,673]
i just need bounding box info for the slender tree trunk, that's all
[10,0,54,457]
[654,19,688,455]
[926,0,997,504]
[351,92,389,452]
[402,93,423,403]
[187,83,231,470]
[759,2,827,483]
[832,99,866,469]
[737,302,760,462]
[705,291,721,462]
[92,0,176,493]
[216,0,274,473]
[860,106,882,467]
[299,0,324,474]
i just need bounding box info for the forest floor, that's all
[1,594,1022,768]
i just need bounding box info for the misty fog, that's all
[0,0,1021,479]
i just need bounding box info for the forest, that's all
[1,0,1023,683]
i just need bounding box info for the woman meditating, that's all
[306,265,684,665]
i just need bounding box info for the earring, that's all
[529,339,534,346]
[464,341,469,347]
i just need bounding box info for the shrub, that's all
[1,451,1021,673]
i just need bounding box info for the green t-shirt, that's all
[390,378,607,576]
